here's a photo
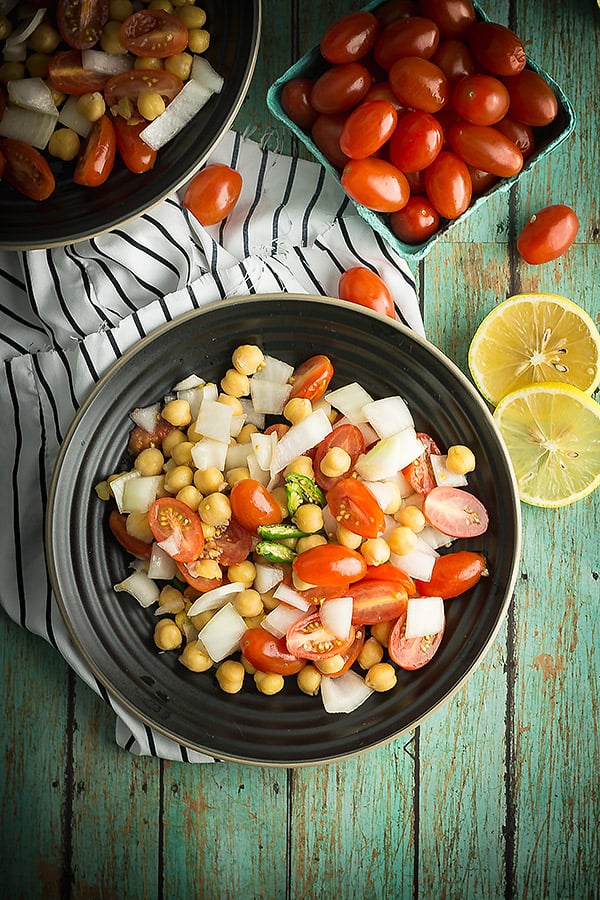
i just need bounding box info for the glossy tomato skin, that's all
[104,69,183,109]
[119,10,188,58]
[148,497,204,562]
[389,196,440,243]
[241,628,305,675]
[388,109,443,172]
[280,77,317,129]
[57,0,109,50]
[310,62,371,115]
[362,562,416,595]
[0,138,55,201]
[424,150,472,219]
[467,21,526,76]
[320,11,380,64]
[286,609,356,660]
[350,579,409,624]
[402,432,440,493]
[293,544,367,587]
[422,486,489,537]
[311,113,351,169]
[313,423,366,491]
[73,115,116,187]
[516,204,579,265]
[289,354,334,401]
[415,550,487,599]
[48,50,108,94]
[210,517,253,566]
[338,267,395,318]
[108,510,152,560]
[431,38,476,87]
[339,100,398,159]
[326,477,386,538]
[502,70,559,127]
[452,73,510,126]
[374,16,440,69]
[447,122,523,178]
[113,116,157,173]
[388,612,444,669]
[363,80,405,111]
[467,166,498,196]
[341,157,409,212]
[375,0,418,27]
[183,164,243,226]
[494,116,535,159]
[229,479,282,533]
[388,56,449,113]
[419,0,476,39]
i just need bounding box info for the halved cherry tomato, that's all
[502,69,559,127]
[338,267,395,319]
[415,550,487,599]
[119,10,188,58]
[326,477,386,538]
[388,611,444,669]
[113,116,157,174]
[288,354,334,401]
[293,544,367,587]
[422,486,489,537]
[57,0,109,51]
[388,110,443,172]
[326,627,366,677]
[48,50,109,95]
[148,497,204,562]
[419,0,476,39]
[177,560,224,593]
[447,122,523,178]
[350,579,409,624]
[0,139,55,201]
[229,479,282,533]
[389,196,440,244]
[401,432,440,494]
[388,56,449,113]
[339,100,398,159]
[280,77,317,129]
[286,609,356,660]
[374,16,440,70]
[183,164,243,226]
[452,73,510,126]
[127,418,174,455]
[313,423,366,491]
[104,69,183,113]
[241,628,306,675]
[467,22,526,76]
[108,509,152,560]
[423,150,472,219]
[310,62,371,115]
[361,562,416,596]
[311,113,351,169]
[74,115,116,187]
[516,204,579,265]
[341,157,409,213]
[210,517,253,566]
[320,11,380,64]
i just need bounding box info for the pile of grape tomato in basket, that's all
[0,0,223,200]
[99,345,490,714]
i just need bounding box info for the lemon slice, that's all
[468,293,600,405]
[493,382,600,507]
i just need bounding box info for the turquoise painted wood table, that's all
[1,0,599,897]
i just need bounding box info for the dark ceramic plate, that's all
[0,0,261,251]
[46,295,521,766]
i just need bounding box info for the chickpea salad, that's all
[98,344,490,714]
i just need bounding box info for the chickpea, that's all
[283,397,312,425]
[216,659,245,694]
[296,533,327,554]
[176,485,202,511]
[241,654,256,675]
[48,129,80,162]
[189,609,215,630]
[315,655,345,675]
[244,614,265,629]
[158,585,185,614]
[225,466,250,488]
[188,28,210,54]
[164,464,194,494]
[175,5,207,28]
[95,480,111,501]
[0,14,12,41]
[100,20,128,54]
[260,588,279,612]
[292,570,315,592]
[336,524,362,550]
[446,444,476,475]
[293,503,323,535]
[25,53,50,78]
[228,559,256,588]
[161,398,192,428]
[134,56,164,71]
[0,62,25,83]
[164,52,193,80]
[270,486,289,519]
[162,428,187,457]
[284,455,314,479]
[365,662,397,692]
[220,368,249,398]
[388,525,418,556]
[109,0,134,20]
[371,621,393,646]
[134,446,165,476]
[179,642,212,672]
[237,423,258,444]
[218,393,243,415]
[319,446,351,479]
[189,559,222,583]
[28,22,61,54]
[170,441,194,467]
[76,92,106,122]
[254,671,284,695]
[138,91,166,121]
[297,664,321,696]
[361,537,391,567]
[233,589,263,618]
[194,466,226,495]
[198,491,231,527]
[126,512,154,544]
[148,0,173,10]
[358,636,384,670]
[154,618,183,651]
[395,504,426,532]
[232,344,264,376]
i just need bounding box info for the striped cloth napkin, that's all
[0,129,422,762]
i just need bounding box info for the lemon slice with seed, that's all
[493,382,600,507]
[468,293,600,405]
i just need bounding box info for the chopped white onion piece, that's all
[187,582,245,617]
[321,670,374,714]
[251,431,277,471]
[190,436,228,471]
[109,470,140,513]
[114,570,159,608]
[194,398,232,443]
[0,106,57,149]
[273,582,311,611]
[225,441,252,471]
[354,431,424,481]
[247,453,270,485]
[419,524,454,550]
[58,95,92,138]
[147,544,178,581]
[174,373,204,391]
[270,408,333,475]
[177,384,205,419]
[5,7,45,46]
[197,602,247,662]
[250,378,292,415]
[334,415,379,446]
[8,78,56,116]
[156,531,183,558]
[325,382,373,424]
[405,596,445,639]
[82,48,132,75]
[140,78,214,151]
[239,397,265,429]
[363,395,414,438]
[260,603,305,638]
[253,561,285,594]
[121,474,163,514]
[362,480,397,514]
[320,595,353,641]
[230,414,246,438]
[430,454,468,488]
[390,540,439,582]
[191,55,225,93]
[3,41,26,62]
[252,355,294,384]
[130,402,160,433]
